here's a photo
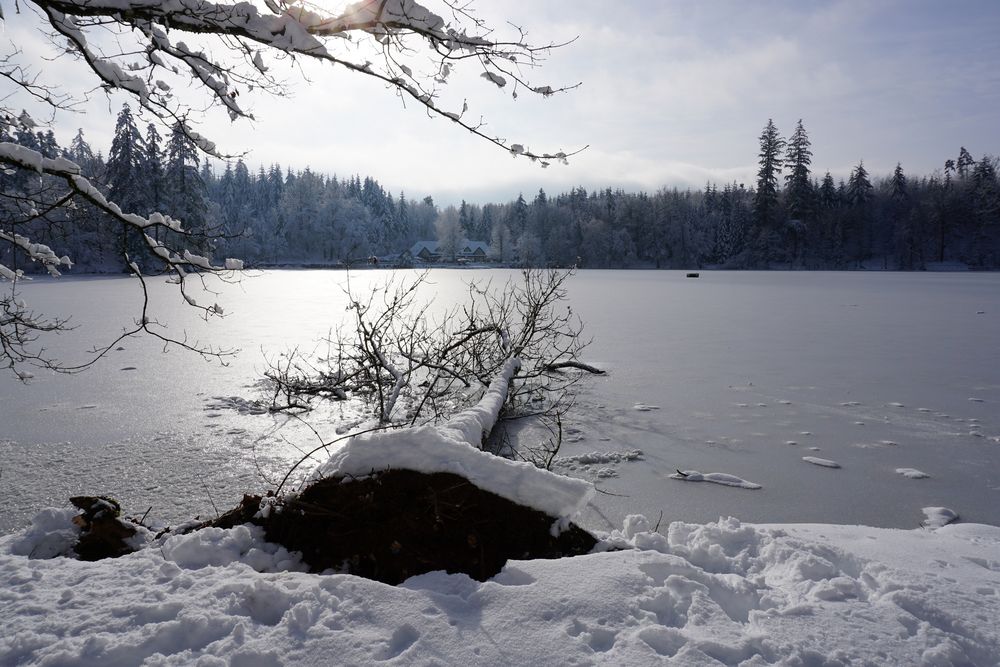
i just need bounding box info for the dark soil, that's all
[213,469,598,585]
[69,496,137,561]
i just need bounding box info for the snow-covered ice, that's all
[897,467,931,479]
[2,271,1000,533]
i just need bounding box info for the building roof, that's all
[408,240,490,259]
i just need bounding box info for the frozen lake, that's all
[2,270,999,534]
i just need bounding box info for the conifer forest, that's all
[4,110,998,273]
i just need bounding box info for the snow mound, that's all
[802,456,841,469]
[922,507,959,528]
[669,470,762,489]
[896,468,930,479]
[311,426,594,519]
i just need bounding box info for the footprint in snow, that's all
[670,469,761,489]
[633,403,661,411]
[802,456,840,468]
[841,401,862,407]
[968,397,985,403]
[887,402,905,408]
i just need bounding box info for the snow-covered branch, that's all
[0,140,242,375]
[22,0,584,162]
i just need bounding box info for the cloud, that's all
[4,0,999,206]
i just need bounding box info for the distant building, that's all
[405,240,490,263]
[408,241,441,262]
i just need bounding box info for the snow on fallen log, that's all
[308,357,595,520]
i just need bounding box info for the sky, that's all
[5,0,1000,206]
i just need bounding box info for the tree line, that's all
[3,111,998,273]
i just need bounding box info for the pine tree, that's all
[969,156,1000,265]
[105,104,146,212]
[751,119,786,263]
[164,121,207,251]
[845,161,874,266]
[888,163,917,269]
[68,129,97,170]
[105,104,147,261]
[784,119,813,221]
[847,161,873,206]
[956,147,975,180]
[144,124,165,220]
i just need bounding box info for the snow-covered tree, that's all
[143,124,165,238]
[105,104,146,216]
[0,0,580,377]
[434,206,463,262]
[162,122,209,258]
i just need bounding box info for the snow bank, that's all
[922,507,959,528]
[2,515,998,665]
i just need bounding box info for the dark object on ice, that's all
[214,469,598,585]
[686,272,700,278]
[69,495,137,561]
[675,469,689,477]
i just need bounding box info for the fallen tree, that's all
[263,268,602,467]
[62,356,599,583]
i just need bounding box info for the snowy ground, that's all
[3,511,999,665]
[3,409,1000,664]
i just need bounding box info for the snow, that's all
[922,507,959,528]
[670,470,762,489]
[2,513,998,665]
[802,456,841,468]
[555,449,644,465]
[897,467,931,479]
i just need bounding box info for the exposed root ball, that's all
[222,469,597,585]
